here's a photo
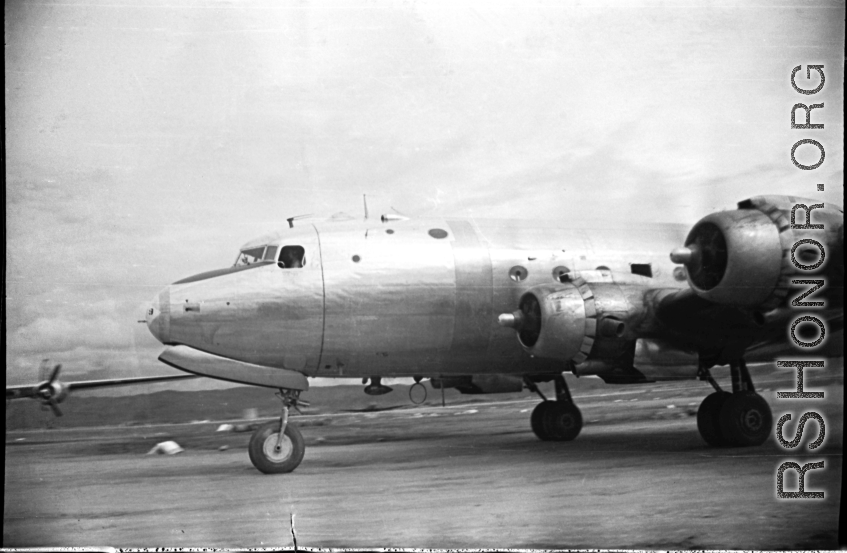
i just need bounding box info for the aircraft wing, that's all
[6,374,200,400]
[653,287,843,367]
[61,373,200,391]
[6,366,201,417]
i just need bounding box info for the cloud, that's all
[5,343,168,388]
[8,306,135,354]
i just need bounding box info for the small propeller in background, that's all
[36,362,65,417]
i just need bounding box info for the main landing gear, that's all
[525,374,583,441]
[696,359,772,447]
[248,389,307,474]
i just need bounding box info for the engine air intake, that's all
[517,293,542,347]
[685,222,728,291]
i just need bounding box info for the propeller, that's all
[672,222,728,291]
[498,292,542,347]
[46,399,63,417]
[48,363,61,385]
[36,363,64,417]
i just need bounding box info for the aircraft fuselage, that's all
[146,217,691,383]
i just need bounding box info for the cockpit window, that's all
[234,246,268,267]
[233,243,307,268]
[279,245,306,269]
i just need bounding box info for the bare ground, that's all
[4,375,843,549]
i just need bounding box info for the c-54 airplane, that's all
[141,194,842,473]
[14,194,840,475]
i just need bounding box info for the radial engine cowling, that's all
[509,283,587,361]
[672,196,843,309]
[35,380,69,416]
[37,380,68,403]
[499,273,644,364]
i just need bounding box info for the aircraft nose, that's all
[145,287,171,344]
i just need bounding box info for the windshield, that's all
[234,245,275,267]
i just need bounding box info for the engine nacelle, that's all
[37,381,69,405]
[499,271,648,363]
[509,282,587,361]
[672,196,843,309]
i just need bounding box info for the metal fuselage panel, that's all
[318,220,457,376]
[161,218,690,380]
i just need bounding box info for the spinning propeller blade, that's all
[47,399,63,417]
[48,364,62,384]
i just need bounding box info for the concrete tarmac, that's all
[4,378,843,549]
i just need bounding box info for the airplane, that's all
[137,195,845,473]
[6,360,198,416]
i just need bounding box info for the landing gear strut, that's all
[696,360,772,447]
[248,389,307,474]
[525,374,583,441]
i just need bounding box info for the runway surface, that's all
[4,377,843,549]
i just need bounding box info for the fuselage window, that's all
[279,245,306,269]
[630,263,653,278]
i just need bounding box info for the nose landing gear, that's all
[248,389,307,474]
[525,374,583,442]
[696,359,772,447]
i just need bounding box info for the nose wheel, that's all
[248,389,307,474]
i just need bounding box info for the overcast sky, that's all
[5,0,844,391]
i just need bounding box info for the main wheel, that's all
[697,391,731,446]
[531,401,553,440]
[248,421,305,474]
[718,391,772,447]
[544,402,583,441]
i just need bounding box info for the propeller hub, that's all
[670,246,697,264]
[497,311,524,329]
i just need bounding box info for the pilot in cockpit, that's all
[279,246,305,268]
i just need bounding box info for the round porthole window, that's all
[386,229,395,235]
[509,266,528,282]
[352,255,361,263]
[428,228,448,239]
[552,266,571,281]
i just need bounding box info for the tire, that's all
[697,391,731,446]
[544,402,583,441]
[718,391,773,447]
[248,421,305,474]
[531,402,553,441]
